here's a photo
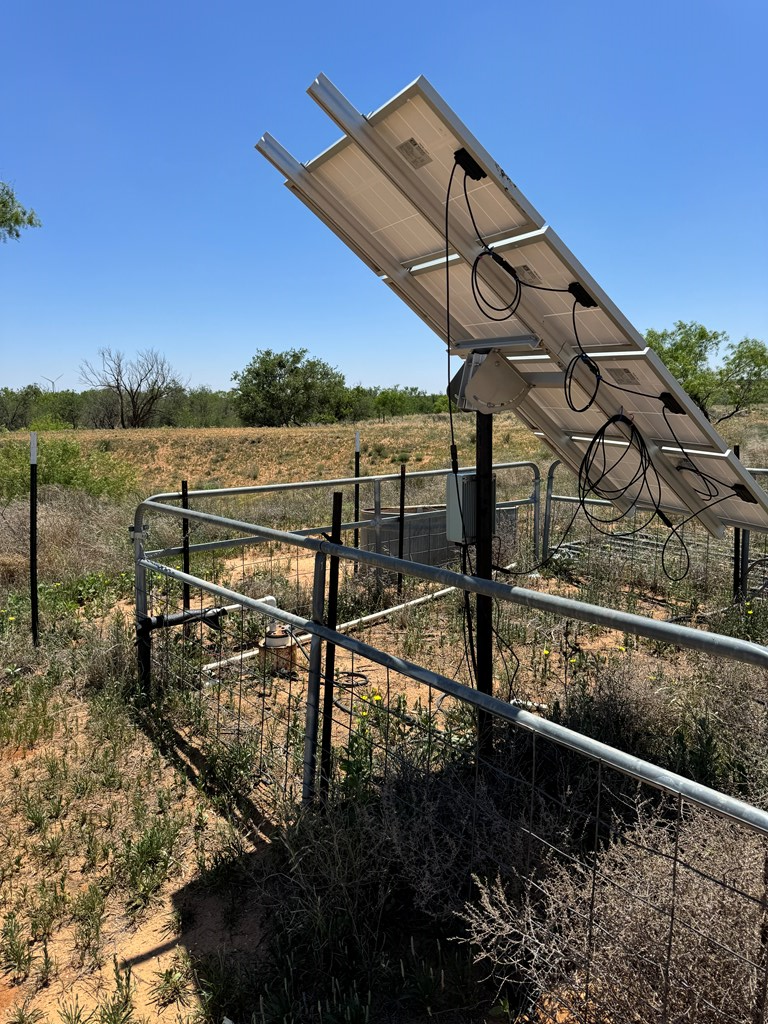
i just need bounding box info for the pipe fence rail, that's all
[133,465,768,1023]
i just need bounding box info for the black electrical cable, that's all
[450,153,734,592]
[661,405,735,498]
[661,494,734,582]
[578,415,666,539]
[563,298,735,514]
[470,250,522,320]
[459,171,594,575]
[461,175,743,579]
[445,157,478,688]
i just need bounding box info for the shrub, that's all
[0,438,136,500]
[462,806,766,1024]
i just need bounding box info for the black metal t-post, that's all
[319,491,343,803]
[30,432,39,647]
[397,463,406,595]
[354,431,360,552]
[181,480,191,622]
[475,411,494,757]
[733,445,743,603]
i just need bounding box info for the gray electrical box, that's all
[446,472,496,544]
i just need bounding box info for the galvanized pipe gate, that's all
[133,491,768,835]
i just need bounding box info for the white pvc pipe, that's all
[201,585,457,675]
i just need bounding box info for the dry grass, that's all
[1,413,548,495]
[463,806,768,1024]
[3,402,768,498]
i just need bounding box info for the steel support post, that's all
[302,551,327,804]
[29,433,39,647]
[319,492,343,803]
[397,464,406,595]
[181,480,191,613]
[373,479,382,553]
[353,432,360,555]
[373,478,383,596]
[475,411,494,757]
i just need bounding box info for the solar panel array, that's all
[257,74,768,536]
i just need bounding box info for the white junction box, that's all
[446,471,497,544]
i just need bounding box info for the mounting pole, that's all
[475,411,494,756]
[733,445,746,603]
[319,491,343,803]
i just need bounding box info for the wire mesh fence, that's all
[134,465,768,1022]
[542,459,744,613]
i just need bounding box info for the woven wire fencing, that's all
[135,471,768,1022]
[541,459,768,615]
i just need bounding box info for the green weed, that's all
[72,882,106,965]
[6,997,46,1024]
[149,951,192,1008]
[117,816,183,913]
[57,994,94,1023]
[0,437,137,500]
[1,911,32,981]
[96,957,135,1024]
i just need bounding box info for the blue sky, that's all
[2,0,766,395]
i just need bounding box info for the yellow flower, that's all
[618,646,626,652]
[569,657,577,664]
[543,649,550,656]
[372,694,382,702]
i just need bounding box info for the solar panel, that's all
[257,74,768,537]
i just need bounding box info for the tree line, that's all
[2,323,767,433]
[0,347,448,432]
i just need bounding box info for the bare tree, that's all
[80,348,183,428]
